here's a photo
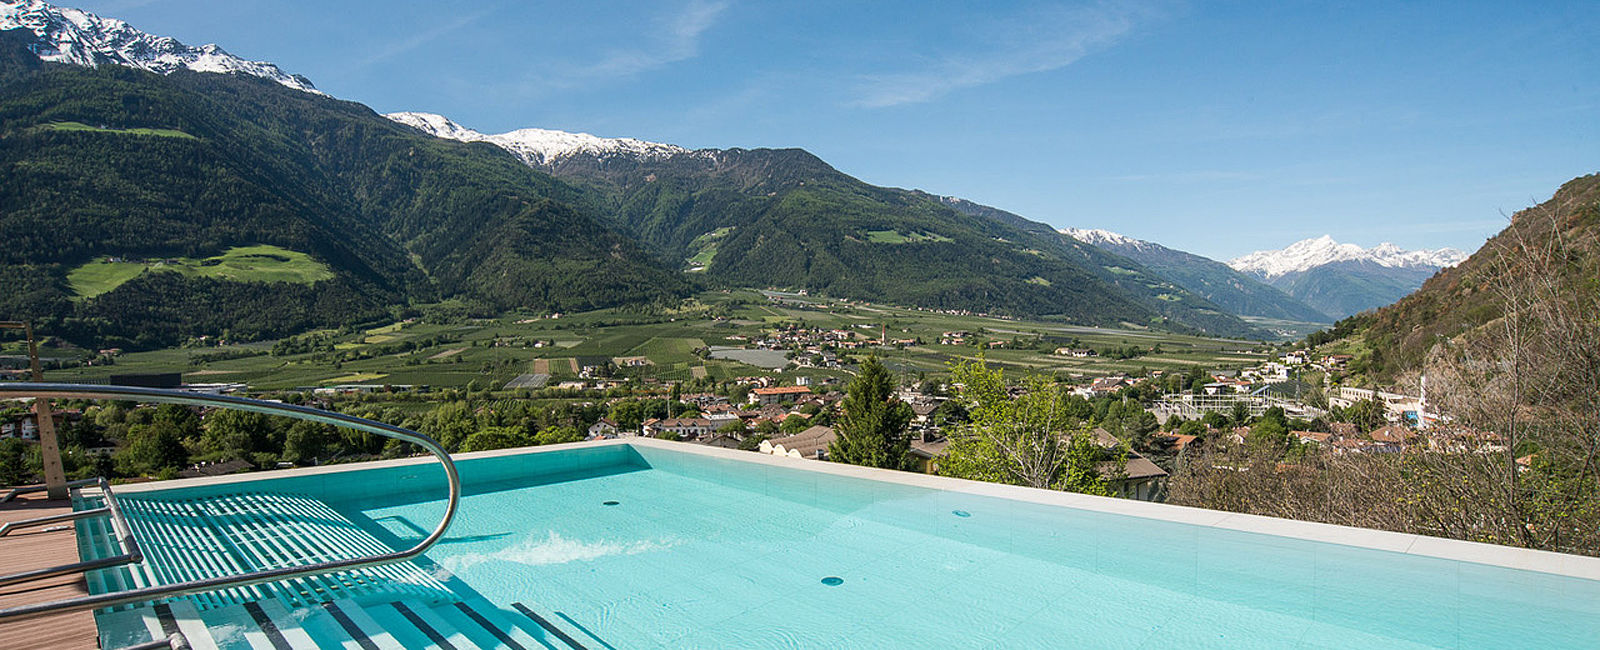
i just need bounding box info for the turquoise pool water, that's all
[118,445,1600,646]
[298,444,1600,649]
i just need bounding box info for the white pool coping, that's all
[112,437,1600,582]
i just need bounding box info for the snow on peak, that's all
[1228,235,1466,278]
[386,111,691,166]
[0,0,319,93]
[1058,227,1155,251]
[385,112,482,141]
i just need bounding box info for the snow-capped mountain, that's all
[1228,235,1465,280]
[1228,236,1467,319]
[1059,228,1330,323]
[0,0,319,93]
[1060,227,1158,252]
[387,112,696,167]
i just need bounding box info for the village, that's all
[3,289,1487,506]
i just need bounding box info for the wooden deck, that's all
[0,493,99,650]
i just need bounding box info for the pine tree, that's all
[828,356,913,469]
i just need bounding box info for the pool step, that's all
[98,597,595,650]
[74,495,151,612]
[94,491,454,611]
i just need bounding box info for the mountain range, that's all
[1228,237,1466,319]
[0,0,317,93]
[0,1,1487,349]
[386,112,1266,338]
[1061,228,1330,323]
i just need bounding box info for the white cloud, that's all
[563,0,730,81]
[347,8,496,72]
[852,3,1159,108]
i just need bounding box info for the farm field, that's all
[43,290,1272,390]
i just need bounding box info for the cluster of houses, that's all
[0,408,81,442]
[1279,350,1354,370]
[1327,386,1434,427]
[1053,347,1097,358]
[1076,375,1133,398]
[736,326,884,368]
[932,331,1009,349]
[585,383,848,447]
[1284,423,1503,455]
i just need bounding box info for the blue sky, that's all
[75,0,1598,260]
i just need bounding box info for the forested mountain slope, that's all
[1058,228,1328,323]
[0,30,689,348]
[396,114,1266,338]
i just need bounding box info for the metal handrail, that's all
[0,383,461,622]
[0,477,143,587]
[1,477,98,503]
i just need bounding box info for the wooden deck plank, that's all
[0,493,100,650]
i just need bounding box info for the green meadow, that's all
[37,121,198,140]
[68,245,335,299]
[864,230,955,244]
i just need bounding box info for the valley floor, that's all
[41,290,1275,390]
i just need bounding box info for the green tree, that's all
[1248,412,1292,455]
[533,425,583,446]
[282,420,335,464]
[1123,409,1160,452]
[153,404,202,440]
[1229,401,1252,428]
[418,401,478,451]
[828,356,913,469]
[94,404,127,428]
[460,426,533,452]
[1343,398,1386,432]
[937,359,1115,494]
[200,409,276,461]
[780,414,810,435]
[1174,419,1207,439]
[0,438,33,485]
[609,400,647,432]
[116,423,189,476]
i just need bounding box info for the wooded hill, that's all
[0,30,690,349]
[531,146,1265,339]
[1311,173,1600,376]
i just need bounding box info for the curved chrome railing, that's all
[0,383,461,622]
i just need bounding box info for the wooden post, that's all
[3,322,67,499]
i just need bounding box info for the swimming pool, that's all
[106,439,1600,648]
